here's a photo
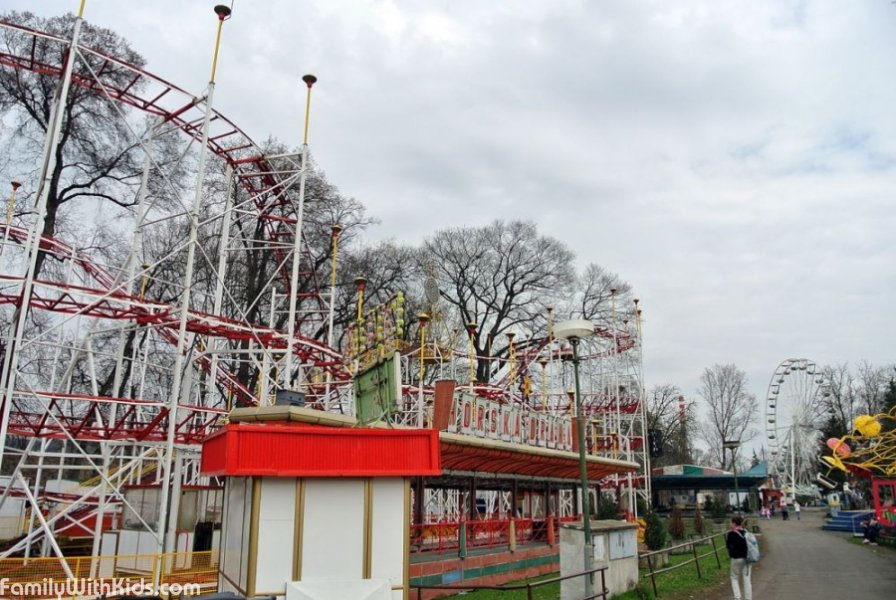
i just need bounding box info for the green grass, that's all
[843,532,896,550]
[437,572,559,599]
[632,543,731,599]
[443,542,731,599]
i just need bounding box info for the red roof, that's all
[438,432,637,481]
[200,409,638,483]
[200,423,441,477]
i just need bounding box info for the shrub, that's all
[668,506,686,540]
[709,495,727,519]
[597,494,620,519]
[644,510,667,551]
[693,506,705,536]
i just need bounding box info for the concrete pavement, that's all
[702,507,896,599]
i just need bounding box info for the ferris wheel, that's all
[765,358,831,495]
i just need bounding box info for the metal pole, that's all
[16,472,74,579]
[324,224,342,405]
[157,4,230,564]
[209,165,235,406]
[790,426,795,502]
[417,314,429,427]
[733,449,741,511]
[466,323,476,391]
[112,122,157,398]
[89,445,109,576]
[24,438,46,559]
[0,180,22,262]
[635,299,651,513]
[283,74,317,391]
[571,337,593,599]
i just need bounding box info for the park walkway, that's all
[702,507,896,599]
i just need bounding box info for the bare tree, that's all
[0,11,184,277]
[820,363,857,438]
[573,263,634,324]
[421,220,576,382]
[698,364,758,469]
[646,384,697,466]
[335,240,420,351]
[856,360,888,416]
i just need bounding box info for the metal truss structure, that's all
[396,295,651,520]
[0,10,346,563]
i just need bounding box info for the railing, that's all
[412,564,610,600]
[639,532,725,598]
[0,550,218,599]
[411,516,569,555]
[411,521,461,554]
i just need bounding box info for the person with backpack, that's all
[725,515,754,600]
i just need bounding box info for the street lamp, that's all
[554,319,595,597]
[723,439,741,512]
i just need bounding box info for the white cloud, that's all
[4,0,896,451]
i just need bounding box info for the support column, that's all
[157,4,231,566]
[546,481,555,546]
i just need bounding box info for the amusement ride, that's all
[0,3,652,577]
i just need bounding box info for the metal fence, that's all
[639,532,726,598]
[0,550,218,599]
[410,515,581,556]
[412,564,609,600]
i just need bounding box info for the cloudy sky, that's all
[6,1,896,445]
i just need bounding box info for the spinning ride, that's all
[820,406,896,525]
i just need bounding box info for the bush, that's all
[693,506,705,536]
[597,494,620,519]
[707,495,727,519]
[644,510,667,551]
[668,506,686,540]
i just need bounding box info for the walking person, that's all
[794,500,801,521]
[725,515,753,600]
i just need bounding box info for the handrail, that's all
[412,564,610,600]
[640,531,726,598]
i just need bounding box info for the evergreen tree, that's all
[644,511,667,551]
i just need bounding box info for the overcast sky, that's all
[6,1,896,449]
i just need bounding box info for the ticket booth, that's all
[200,410,441,599]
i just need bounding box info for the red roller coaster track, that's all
[0,19,349,443]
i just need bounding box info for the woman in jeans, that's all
[725,515,752,600]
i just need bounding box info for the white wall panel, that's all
[255,477,297,593]
[301,479,364,579]
[221,477,249,591]
[369,479,405,592]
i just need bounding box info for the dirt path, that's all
[694,508,896,599]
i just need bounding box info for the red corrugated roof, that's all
[439,432,637,481]
[200,423,441,477]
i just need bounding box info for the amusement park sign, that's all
[445,392,574,451]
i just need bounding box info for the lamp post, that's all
[555,319,595,597]
[723,439,741,512]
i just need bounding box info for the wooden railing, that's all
[639,532,726,598]
[412,564,610,600]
